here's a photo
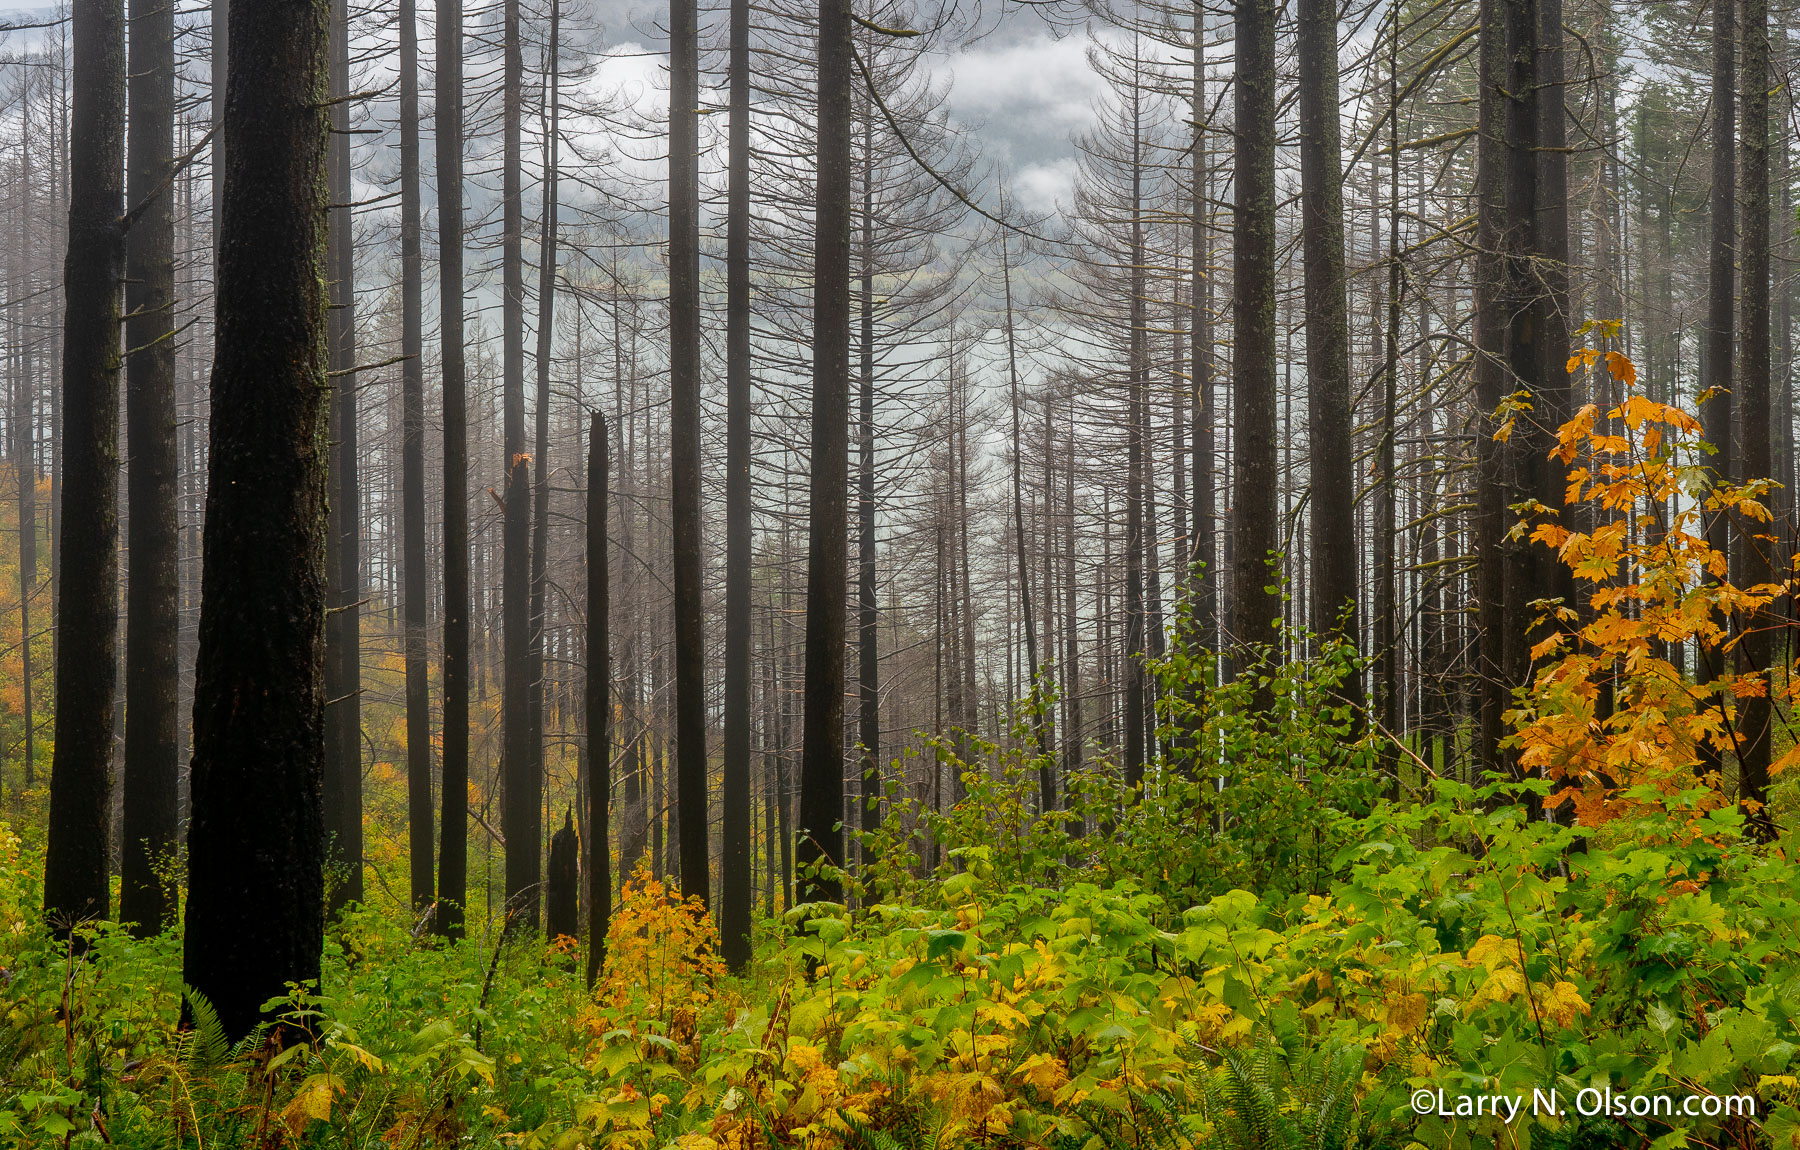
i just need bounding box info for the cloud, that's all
[941,31,1101,169]
[1011,158,1077,216]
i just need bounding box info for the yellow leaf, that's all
[1385,991,1428,1033]
[1604,350,1637,385]
[331,1040,385,1074]
[1014,1052,1069,1097]
[1543,980,1591,1027]
[282,1072,343,1128]
[1473,967,1527,1007]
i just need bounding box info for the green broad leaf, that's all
[926,930,967,961]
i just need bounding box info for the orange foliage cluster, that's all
[1506,331,1792,827]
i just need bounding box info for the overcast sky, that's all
[0,0,1108,217]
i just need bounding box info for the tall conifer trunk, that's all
[1229,0,1280,667]
[436,0,471,938]
[528,0,562,916]
[719,0,753,967]
[43,0,125,935]
[1699,0,1736,780]
[324,0,363,915]
[499,0,537,929]
[184,0,330,1040]
[120,0,179,937]
[1738,0,1773,828]
[586,411,611,985]
[1296,0,1358,702]
[798,0,853,906]
[399,0,433,913]
[669,0,710,907]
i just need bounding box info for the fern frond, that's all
[181,985,229,1072]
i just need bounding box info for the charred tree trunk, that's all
[1472,0,1538,775]
[1189,20,1215,648]
[719,0,752,969]
[399,0,433,913]
[324,0,363,915]
[184,0,330,1040]
[857,112,880,873]
[1375,7,1401,766]
[528,0,561,917]
[669,0,710,908]
[586,411,611,986]
[1296,0,1359,700]
[1699,0,1735,780]
[1123,79,1147,790]
[1004,237,1051,809]
[498,0,538,930]
[798,0,853,907]
[1738,0,1773,829]
[501,453,536,923]
[546,810,577,941]
[435,0,470,940]
[120,0,179,938]
[43,0,125,935]
[1229,0,1280,666]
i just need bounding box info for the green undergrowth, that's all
[1,646,1799,1148]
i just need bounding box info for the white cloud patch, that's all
[1011,158,1077,216]
[941,31,1102,169]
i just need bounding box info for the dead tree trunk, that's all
[798,0,853,906]
[323,0,363,915]
[184,0,330,1040]
[43,0,125,936]
[399,0,433,913]
[1296,0,1359,702]
[669,0,710,908]
[586,411,611,986]
[527,0,562,923]
[719,0,753,969]
[1699,0,1735,780]
[435,0,471,940]
[1738,0,1773,828]
[120,0,179,937]
[1228,0,1280,668]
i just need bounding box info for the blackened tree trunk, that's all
[12,89,35,795]
[1062,417,1081,784]
[435,0,470,940]
[669,0,710,908]
[1533,0,1574,679]
[1375,8,1401,767]
[1229,0,1280,662]
[545,810,577,941]
[499,0,537,930]
[1699,0,1735,779]
[1295,0,1358,695]
[857,112,879,870]
[528,0,561,922]
[399,0,433,913]
[798,0,852,907]
[43,0,125,936]
[120,0,179,938]
[502,453,536,923]
[184,0,330,1041]
[1123,80,1147,789]
[1004,236,1050,809]
[586,411,611,986]
[1737,0,1772,829]
[719,0,752,971]
[14,236,37,795]
[1189,20,1214,647]
[1472,0,1537,774]
[324,0,363,915]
